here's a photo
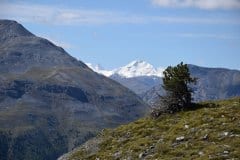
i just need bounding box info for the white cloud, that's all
[36,34,73,49]
[148,16,239,25]
[151,0,240,10]
[0,2,145,25]
[176,33,240,39]
[0,2,239,25]
[44,37,72,49]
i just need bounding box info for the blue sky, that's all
[0,0,240,69]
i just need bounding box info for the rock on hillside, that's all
[0,20,149,160]
[59,97,240,160]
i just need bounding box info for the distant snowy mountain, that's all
[87,62,240,105]
[86,60,164,78]
[114,60,164,78]
[86,63,114,77]
[86,60,164,95]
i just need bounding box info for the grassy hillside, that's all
[63,97,240,160]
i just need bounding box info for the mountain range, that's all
[87,60,164,78]
[0,20,149,160]
[1,19,240,160]
[87,61,240,103]
[87,61,163,95]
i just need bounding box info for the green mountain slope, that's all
[60,98,240,160]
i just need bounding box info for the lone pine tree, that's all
[152,62,197,117]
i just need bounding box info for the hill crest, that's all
[59,98,240,160]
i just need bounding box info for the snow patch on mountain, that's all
[114,60,164,78]
[87,60,164,78]
[86,63,114,77]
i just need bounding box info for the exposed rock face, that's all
[0,20,149,160]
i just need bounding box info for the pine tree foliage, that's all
[152,62,197,116]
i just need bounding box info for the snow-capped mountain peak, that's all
[115,60,163,78]
[86,60,164,78]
